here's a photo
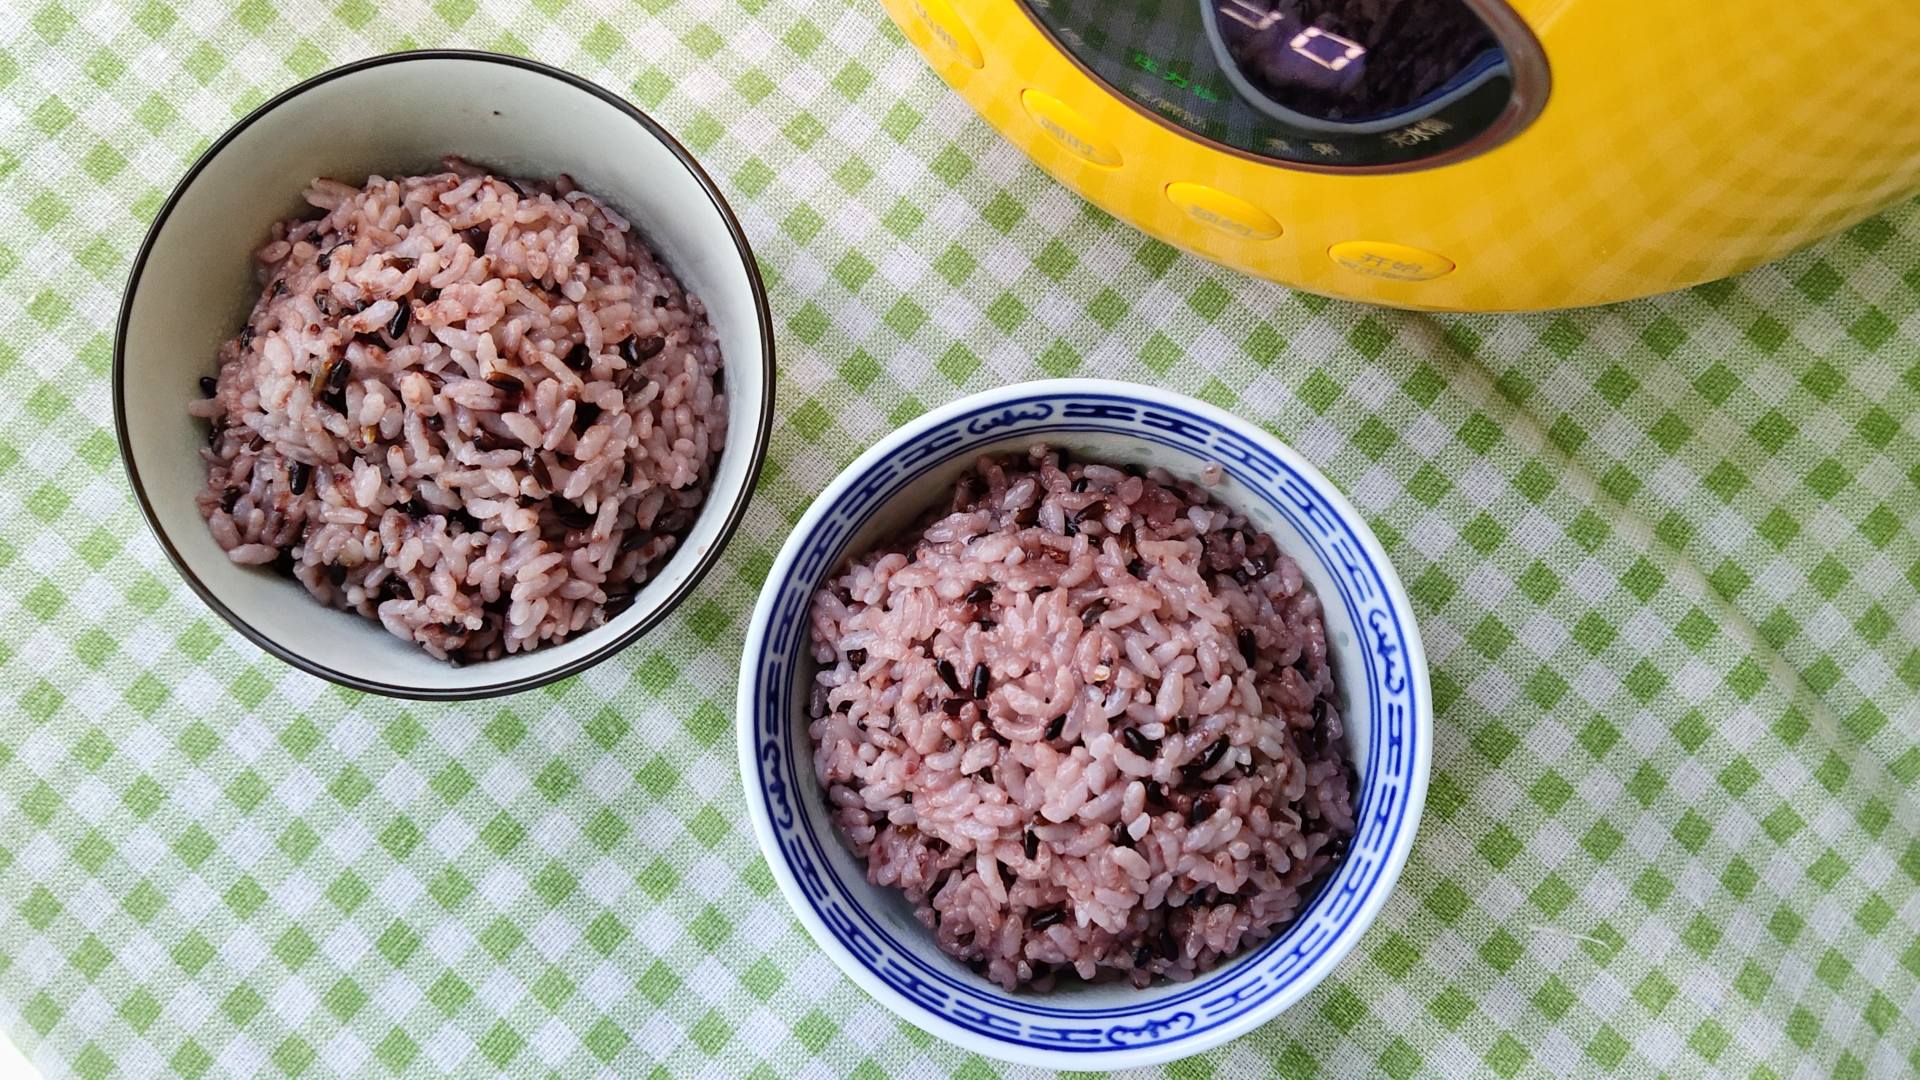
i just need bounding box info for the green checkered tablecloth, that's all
[3,2,1917,1077]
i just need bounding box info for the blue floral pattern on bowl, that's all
[740,380,1429,1069]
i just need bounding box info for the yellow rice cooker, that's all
[883,0,1920,311]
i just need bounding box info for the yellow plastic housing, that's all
[884,0,1920,310]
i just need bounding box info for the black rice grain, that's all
[1121,726,1158,759]
[1080,598,1108,628]
[1183,738,1230,779]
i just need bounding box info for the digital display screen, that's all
[1018,0,1526,167]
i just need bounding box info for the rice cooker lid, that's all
[1017,0,1548,170]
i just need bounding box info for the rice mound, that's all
[190,158,725,661]
[806,446,1355,990]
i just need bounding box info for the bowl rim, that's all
[112,48,776,700]
[735,377,1430,1068]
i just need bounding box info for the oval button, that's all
[907,0,983,69]
[1020,89,1123,168]
[1166,183,1282,240]
[1328,240,1455,282]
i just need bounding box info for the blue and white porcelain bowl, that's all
[737,378,1430,1069]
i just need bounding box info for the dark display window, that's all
[1018,0,1544,168]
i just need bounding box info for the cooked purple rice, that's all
[187,163,726,662]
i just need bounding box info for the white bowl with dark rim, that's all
[115,51,773,699]
[737,379,1430,1069]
